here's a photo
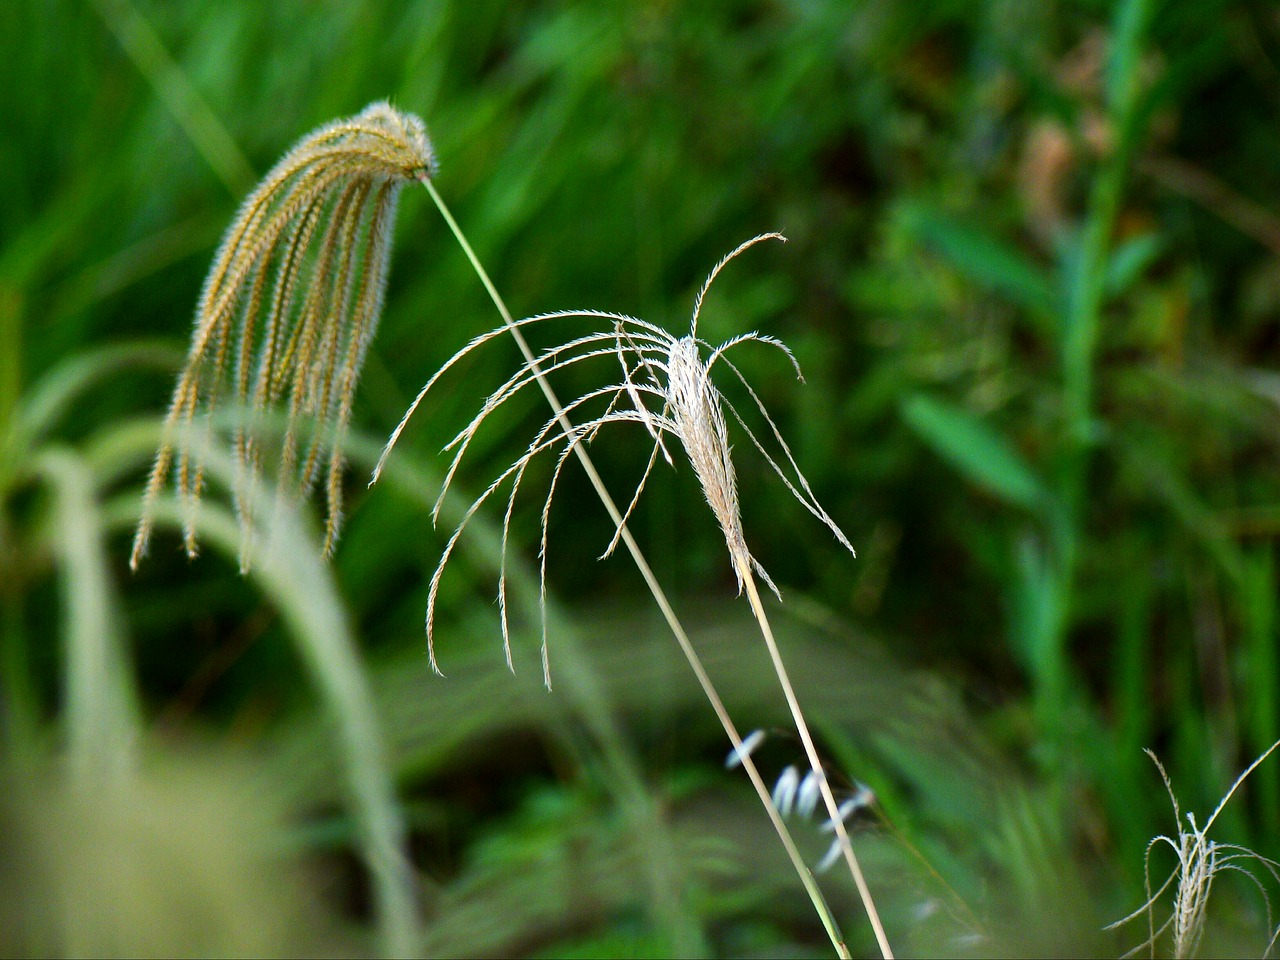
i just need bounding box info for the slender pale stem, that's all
[736,552,894,960]
[38,449,141,783]
[423,178,850,958]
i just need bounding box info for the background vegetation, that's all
[4,0,1280,955]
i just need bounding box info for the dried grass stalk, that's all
[374,233,852,682]
[132,101,435,571]
[375,232,892,957]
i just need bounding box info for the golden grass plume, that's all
[132,100,434,571]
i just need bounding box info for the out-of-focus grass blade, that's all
[1010,535,1058,680]
[95,422,422,959]
[1106,0,1156,122]
[17,342,180,446]
[32,448,139,782]
[1243,546,1278,835]
[90,0,255,195]
[1,749,337,957]
[898,202,1056,328]
[1116,436,1244,584]
[1108,570,1156,860]
[0,287,19,459]
[1105,233,1162,296]
[901,393,1048,511]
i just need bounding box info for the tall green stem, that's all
[1045,0,1153,759]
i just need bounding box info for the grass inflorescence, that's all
[132,101,435,571]
[374,226,889,956]
[1109,741,1280,958]
[374,232,853,684]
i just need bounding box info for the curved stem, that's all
[129,470,421,959]
[424,178,849,957]
[36,448,141,783]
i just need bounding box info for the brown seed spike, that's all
[131,101,434,571]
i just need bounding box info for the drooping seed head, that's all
[132,101,434,571]
[376,233,857,683]
[665,335,747,569]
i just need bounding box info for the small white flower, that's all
[815,838,843,875]
[725,729,767,770]
[796,769,822,818]
[913,898,940,922]
[819,782,876,833]
[772,765,801,817]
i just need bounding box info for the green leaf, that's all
[1105,232,1162,296]
[1012,533,1063,680]
[901,393,1047,510]
[899,202,1056,325]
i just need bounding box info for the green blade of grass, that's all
[90,0,255,196]
[17,342,180,448]
[898,202,1056,328]
[901,393,1048,511]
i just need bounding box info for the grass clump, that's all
[13,0,1280,954]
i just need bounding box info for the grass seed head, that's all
[132,101,434,571]
[377,233,856,685]
[1108,740,1280,959]
[665,335,746,572]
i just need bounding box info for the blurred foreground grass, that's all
[4,0,1280,955]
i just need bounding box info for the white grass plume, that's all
[373,232,855,685]
[1108,740,1280,958]
[132,101,435,572]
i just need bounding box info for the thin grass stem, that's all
[735,551,894,959]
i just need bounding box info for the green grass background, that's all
[4,0,1280,955]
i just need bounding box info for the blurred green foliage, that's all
[4,0,1280,955]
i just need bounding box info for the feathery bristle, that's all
[132,101,433,571]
